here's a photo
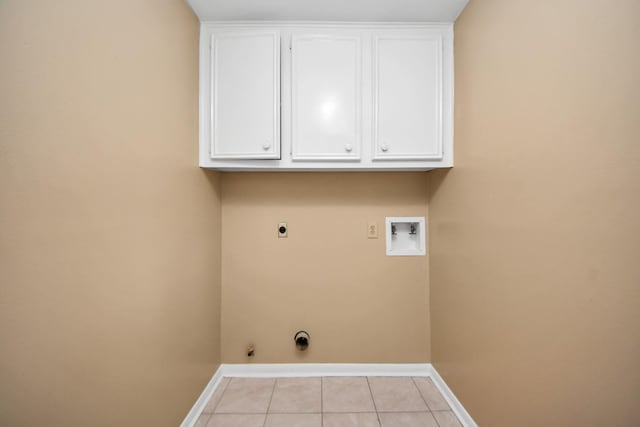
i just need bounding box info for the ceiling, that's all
[186,0,470,22]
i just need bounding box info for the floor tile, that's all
[412,377,451,411]
[378,412,438,427]
[269,377,321,413]
[264,413,322,427]
[215,377,275,413]
[322,377,376,413]
[323,412,381,427]
[368,377,428,412]
[194,413,211,427]
[202,378,231,414]
[205,414,265,427]
[432,410,463,427]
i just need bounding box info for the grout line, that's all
[412,377,433,412]
[365,377,382,427]
[211,377,231,414]
[431,410,443,427]
[320,377,323,427]
[216,410,394,415]
[196,412,212,426]
[413,377,461,427]
[214,412,323,415]
[263,377,278,426]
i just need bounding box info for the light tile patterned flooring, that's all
[195,376,463,427]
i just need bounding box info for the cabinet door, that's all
[373,33,443,160]
[291,34,361,161]
[211,31,280,159]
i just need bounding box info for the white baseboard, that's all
[179,367,224,427]
[180,363,477,427]
[221,363,434,378]
[428,366,477,427]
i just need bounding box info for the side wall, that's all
[0,1,222,426]
[429,0,640,425]
[221,173,430,363]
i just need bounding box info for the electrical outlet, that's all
[278,222,288,238]
[367,221,378,239]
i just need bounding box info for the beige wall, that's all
[0,1,222,426]
[6,0,638,424]
[221,173,430,363]
[429,0,640,425]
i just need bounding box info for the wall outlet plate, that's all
[367,221,378,239]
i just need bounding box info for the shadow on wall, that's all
[426,169,450,204]
[203,169,222,195]
[220,171,431,207]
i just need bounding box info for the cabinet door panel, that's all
[292,35,361,160]
[373,34,442,160]
[211,32,279,159]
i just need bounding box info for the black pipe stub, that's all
[294,330,310,351]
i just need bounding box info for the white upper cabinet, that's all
[197,23,453,170]
[373,32,443,160]
[209,31,280,159]
[291,34,362,161]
